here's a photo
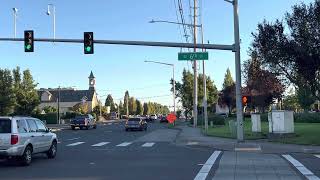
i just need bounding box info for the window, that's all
[0,119,11,133]
[26,119,37,132]
[35,120,47,132]
[17,120,28,133]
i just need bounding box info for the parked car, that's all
[0,116,58,166]
[70,114,97,130]
[159,116,168,123]
[150,114,157,121]
[125,118,147,131]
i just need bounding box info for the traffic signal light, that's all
[242,96,251,106]
[24,30,34,52]
[84,32,94,54]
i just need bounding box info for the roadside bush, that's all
[260,113,268,122]
[33,113,58,124]
[61,112,79,119]
[189,114,226,126]
[294,113,320,123]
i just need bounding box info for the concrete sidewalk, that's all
[213,151,302,180]
[175,124,320,154]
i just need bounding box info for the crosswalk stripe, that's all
[91,142,110,147]
[194,151,222,180]
[66,142,85,146]
[315,155,320,159]
[282,155,320,180]
[116,142,132,147]
[142,142,155,147]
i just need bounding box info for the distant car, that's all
[125,118,147,131]
[70,114,97,130]
[0,116,58,166]
[150,114,157,121]
[159,116,168,123]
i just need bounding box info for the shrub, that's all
[260,113,268,122]
[189,114,226,126]
[33,113,58,124]
[294,112,320,123]
[61,112,79,119]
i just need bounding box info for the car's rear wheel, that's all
[47,141,57,159]
[86,126,89,130]
[93,124,97,129]
[21,146,32,166]
[71,126,75,130]
[125,128,128,131]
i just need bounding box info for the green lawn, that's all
[204,119,320,145]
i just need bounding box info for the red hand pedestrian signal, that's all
[167,113,177,124]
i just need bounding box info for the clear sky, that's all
[0,0,312,107]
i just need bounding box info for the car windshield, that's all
[0,119,11,133]
[128,118,140,122]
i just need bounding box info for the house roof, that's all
[38,89,95,102]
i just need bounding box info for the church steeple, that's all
[88,71,95,90]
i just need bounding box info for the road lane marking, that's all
[91,142,110,147]
[116,142,132,147]
[282,155,320,180]
[142,142,155,147]
[234,147,261,151]
[187,142,199,145]
[315,155,320,159]
[66,142,85,146]
[67,137,80,141]
[194,151,221,180]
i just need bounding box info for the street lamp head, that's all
[46,5,51,15]
[13,8,18,13]
[149,19,155,23]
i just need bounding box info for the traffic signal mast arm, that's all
[0,37,234,51]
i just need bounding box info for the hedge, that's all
[294,113,320,123]
[190,114,226,126]
[33,113,58,124]
[254,112,320,123]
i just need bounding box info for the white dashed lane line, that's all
[116,142,132,147]
[91,142,110,147]
[66,142,85,146]
[141,142,155,147]
[315,155,320,159]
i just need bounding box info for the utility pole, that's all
[201,24,208,133]
[126,95,129,117]
[58,86,61,124]
[193,0,198,128]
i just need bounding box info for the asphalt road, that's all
[1,120,320,180]
[0,121,214,180]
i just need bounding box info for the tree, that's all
[172,69,219,116]
[251,1,320,100]
[0,69,16,115]
[105,94,116,112]
[124,91,129,116]
[222,68,235,89]
[143,102,148,115]
[43,106,57,113]
[297,85,316,111]
[119,101,124,115]
[14,69,40,115]
[72,102,89,114]
[283,90,301,112]
[128,97,137,115]
[136,99,143,115]
[243,54,285,112]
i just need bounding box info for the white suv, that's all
[0,116,58,166]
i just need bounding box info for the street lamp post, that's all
[144,60,176,120]
[12,8,18,38]
[46,4,56,42]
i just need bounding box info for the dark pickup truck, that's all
[70,114,97,130]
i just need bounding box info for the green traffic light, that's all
[25,44,32,50]
[85,46,91,52]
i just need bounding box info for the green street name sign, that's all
[178,52,209,61]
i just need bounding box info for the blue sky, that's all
[0,0,313,107]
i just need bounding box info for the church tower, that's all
[88,71,95,91]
